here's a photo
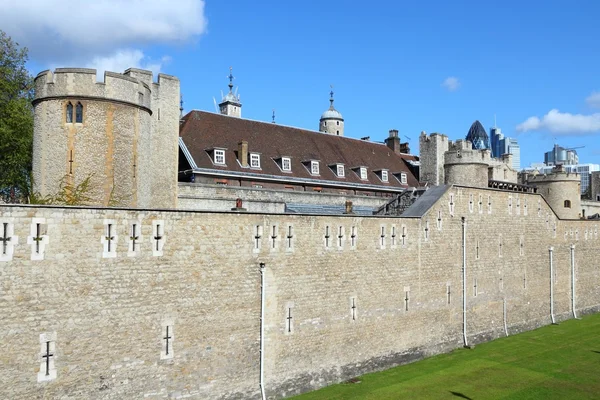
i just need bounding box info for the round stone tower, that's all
[526,165,581,219]
[444,139,491,188]
[319,88,344,136]
[32,68,180,208]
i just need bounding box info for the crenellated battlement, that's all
[444,144,492,166]
[33,68,178,112]
[527,170,580,183]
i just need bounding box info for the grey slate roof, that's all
[285,203,375,216]
[400,185,451,217]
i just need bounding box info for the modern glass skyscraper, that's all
[544,144,579,166]
[490,127,504,158]
[466,120,490,150]
[489,126,520,170]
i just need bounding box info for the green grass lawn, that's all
[292,314,600,399]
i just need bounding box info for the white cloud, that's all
[441,77,460,91]
[585,91,600,109]
[86,50,171,78]
[516,109,600,135]
[1,0,207,70]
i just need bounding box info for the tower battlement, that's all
[35,68,151,111]
[33,68,178,113]
[527,169,580,183]
[444,143,492,166]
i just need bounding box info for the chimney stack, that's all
[238,141,248,167]
[385,129,401,154]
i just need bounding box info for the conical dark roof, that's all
[466,120,490,150]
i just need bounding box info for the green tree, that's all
[0,30,34,203]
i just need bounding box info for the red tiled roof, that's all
[179,111,419,189]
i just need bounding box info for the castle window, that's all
[381,170,388,182]
[250,153,260,168]
[66,102,73,123]
[75,102,83,123]
[336,164,345,177]
[282,157,291,171]
[214,149,225,165]
[564,200,571,208]
[311,161,319,175]
[359,167,367,180]
[336,130,339,135]
[336,121,339,126]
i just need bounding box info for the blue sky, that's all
[5,0,600,168]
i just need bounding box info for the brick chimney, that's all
[238,141,248,167]
[385,129,401,154]
[399,142,410,154]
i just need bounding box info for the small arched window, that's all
[564,200,571,208]
[75,102,83,123]
[66,102,73,123]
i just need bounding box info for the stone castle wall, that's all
[177,183,391,213]
[1,186,599,399]
[32,69,179,209]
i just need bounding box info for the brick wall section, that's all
[1,186,599,399]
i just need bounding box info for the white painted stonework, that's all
[0,220,18,262]
[101,219,118,258]
[152,220,166,257]
[127,220,143,257]
[27,218,49,261]
[38,332,57,382]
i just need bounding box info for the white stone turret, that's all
[319,88,344,136]
[218,67,241,118]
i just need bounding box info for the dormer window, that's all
[381,170,389,182]
[281,157,291,171]
[399,172,407,184]
[250,153,261,168]
[331,164,345,177]
[359,167,367,180]
[214,149,226,165]
[311,161,320,175]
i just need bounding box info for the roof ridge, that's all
[186,110,395,148]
